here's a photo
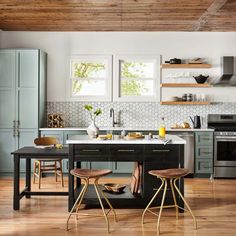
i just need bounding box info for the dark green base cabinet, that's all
[40,130,134,173]
[194,132,213,178]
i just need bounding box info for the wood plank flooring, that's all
[1,177,236,236]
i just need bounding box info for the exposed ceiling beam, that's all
[193,0,228,31]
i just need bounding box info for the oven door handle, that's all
[215,136,236,140]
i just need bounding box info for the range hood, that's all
[214,56,236,86]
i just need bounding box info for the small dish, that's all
[103,183,126,193]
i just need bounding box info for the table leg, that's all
[68,146,75,211]
[76,161,81,187]
[178,177,184,212]
[13,155,20,210]
[25,158,31,199]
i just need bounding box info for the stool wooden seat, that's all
[71,168,112,178]
[142,168,197,235]
[149,168,189,178]
[66,168,117,233]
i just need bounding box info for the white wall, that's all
[1,31,236,102]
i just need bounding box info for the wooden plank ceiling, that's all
[0,0,236,31]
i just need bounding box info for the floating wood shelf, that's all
[160,101,211,105]
[160,64,212,68]
[160,83,211,87]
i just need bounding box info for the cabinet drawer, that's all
[195,158,212,174]
[74,144,108,161]
[110,145,143,161]
[195,146,213,159]
[195,132,213,146]
[144,144,179,163]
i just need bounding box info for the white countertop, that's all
[40,127,214,132]
[66,134,186,145]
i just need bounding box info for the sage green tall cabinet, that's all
[0,49,47,174]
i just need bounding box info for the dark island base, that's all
[74,185,184,212]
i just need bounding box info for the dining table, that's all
[11,146,69,210]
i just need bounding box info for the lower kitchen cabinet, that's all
[0,129,16,173]
[194,132,213,177]
[0,129,38,174]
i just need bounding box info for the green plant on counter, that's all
[84,104,102,122]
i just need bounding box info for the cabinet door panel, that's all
[195,158,212,174]
[195,132,213,146]
[0,129,16,173]
[89,162,112,171]
[112,162,134,173]
[0,51,16,128]
[18,50,38,88]
[63,131,87,144]
[18,89,38,128]
[17,50,38,129]
[195,146,213,159]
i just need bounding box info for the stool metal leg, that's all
[94,179,110,233]
[157,178,167,235]
[173,178,197,230]
[66,178,89,231]
[142,177,164,225]
[75,178,89,219]
[95,179,117,222]
[170,178,178,220]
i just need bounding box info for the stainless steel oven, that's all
[208,114,236,178]
[214,132,236,178]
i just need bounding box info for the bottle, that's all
[159,117,166,139]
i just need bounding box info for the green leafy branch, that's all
[84,104,102,121]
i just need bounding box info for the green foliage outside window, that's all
[121,62,149,96]
[72,62,105,94]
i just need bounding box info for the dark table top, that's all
[11,146,69,157]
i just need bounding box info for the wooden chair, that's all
[33,137,64,188]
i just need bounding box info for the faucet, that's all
[110,108,119,127]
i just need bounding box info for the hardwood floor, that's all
[1,176,236,236]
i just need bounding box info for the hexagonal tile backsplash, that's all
[47,102,236,128]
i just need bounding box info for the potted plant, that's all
[84,104,102,138]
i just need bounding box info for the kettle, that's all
[189,116,201,129]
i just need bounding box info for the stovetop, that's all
[208,114,236,132]
[208,126,236,131]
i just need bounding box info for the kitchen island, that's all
[67,134,185,211]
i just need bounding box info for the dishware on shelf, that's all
[165,58,181,64]
[193,74,209,84]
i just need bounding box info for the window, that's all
[114,55,159,101]
[68,55,112,101]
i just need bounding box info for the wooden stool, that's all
[66,168,117,233]
[142,168,197,234]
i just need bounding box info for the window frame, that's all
[113,55,160,102]
[67,55,112,101]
